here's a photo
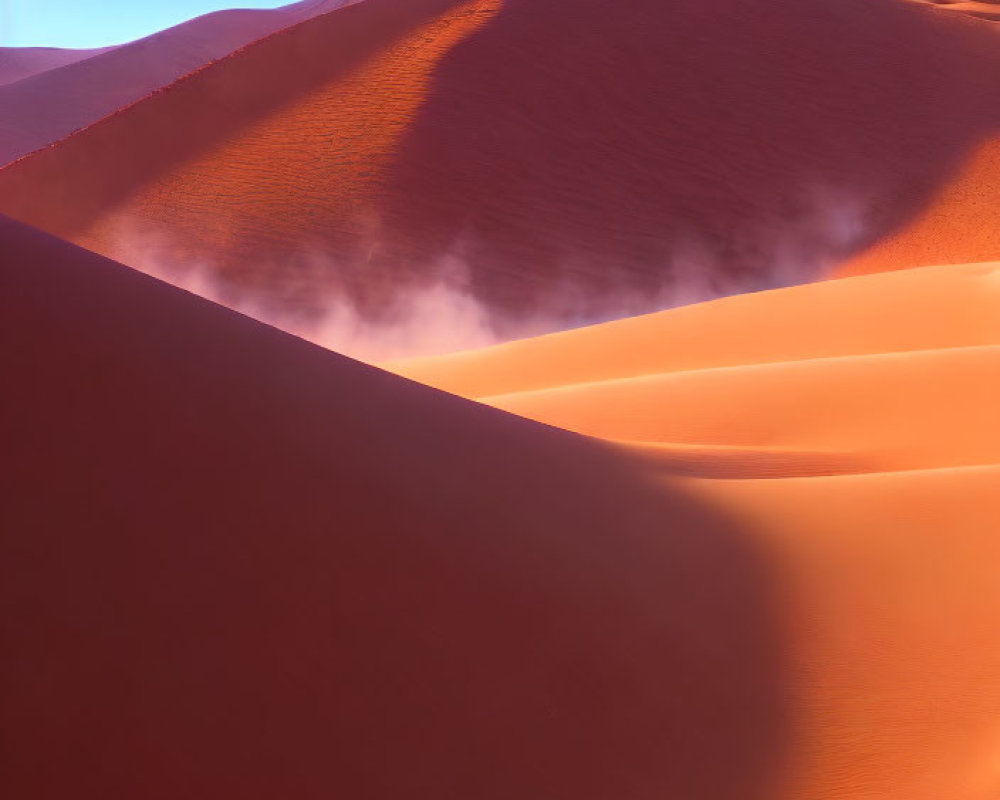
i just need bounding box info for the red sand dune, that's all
[0,0,354,165]
[5,214,1000,798]
[0,214,787,799]
[1,0,998,334]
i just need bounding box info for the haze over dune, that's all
[1,0,998,345]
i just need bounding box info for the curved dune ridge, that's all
[5,215,1000,798]
[386,258,1000,798]
[906,0,1000,22]
[1,0,999,345]
[0,215,788,799]
[389,262,1000,477]
[0,0,356,165]
[0,46,117,88]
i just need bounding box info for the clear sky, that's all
[0,1,289,48]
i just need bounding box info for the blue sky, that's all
[0,1,289,48]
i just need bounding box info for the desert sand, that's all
[0,0,355,165]
[386,260,1000,797]
[0,46,117,87]
[3,0,999,797]
[1,0,998,332]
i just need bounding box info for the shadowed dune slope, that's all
[1,0,998,330]
[0,0,354,165]
[0,216,787,800]
[0,47,116,87]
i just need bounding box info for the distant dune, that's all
[1,0,998,337]
[0,0,355,165]
[0,46,117,87]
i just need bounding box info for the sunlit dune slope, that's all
[390,262,1000,396]
[4,217,1000,799]
[389,262,1000,475]
[685,464,1000,800]
[838,136,1000,276]
[0,0,354,165]
[1,0,998,328]
[390,254,1000,798]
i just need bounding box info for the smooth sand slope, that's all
[0,0,355,165]
[4,218,1000,799]
[0,47,117,88]
[389,261,1000,798]
[0,216,787,799]
[1,0,998,335]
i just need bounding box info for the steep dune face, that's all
[0,216,787,800]
[1,0,997,339]
[0,0,355,165]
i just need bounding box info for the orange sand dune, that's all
[390,261,1000,397]
[5,215,1000,799]
[389,261,1000,475]
[0,215,785,799]
[906,0,1000,21]
[0,0,354,165]
[1,0,998,334]
[386,254,1000,797]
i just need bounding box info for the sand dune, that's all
[0,0,355,165]
[5,213,1000,798]
[906,0,1000,22]
[839,137,1000,276]
[0,215,786,799]
[387,253,1000,797]
[390,261,1000,397]
[1,0,998,335]
[389,262,1000,476]
[4,1,1000,796]
[0,46,116,87]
